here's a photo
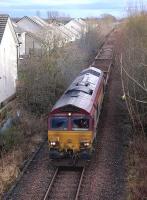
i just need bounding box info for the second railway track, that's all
[43,167,85,200]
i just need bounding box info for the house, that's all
[58,25,77,42]
[15,16,88,57]
[30,16,49,27]
[76,18,87,33]
[16,16,48,34]
[16,16,74,54]
[16,16,67,54]
[0,15,19,104]
[47,24,73,45]
[13,22,43,57]
[65,18,87,39]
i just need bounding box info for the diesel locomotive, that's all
[48,66,105,160]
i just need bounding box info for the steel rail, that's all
[43,167,85,200]
[75,167,85,200]
[43,168,59,200]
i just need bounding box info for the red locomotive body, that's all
[48,67,105,160]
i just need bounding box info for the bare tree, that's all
[116,11,147,135]
[47,11,59,20]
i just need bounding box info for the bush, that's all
[0,127,23,152]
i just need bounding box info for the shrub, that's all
[0,127,23,152]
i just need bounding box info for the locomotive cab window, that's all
[51,117,68,130]
[72,117,89,130]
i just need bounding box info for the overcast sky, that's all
[0,0,147,18]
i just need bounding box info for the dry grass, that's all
[0,103,46,198]
[0,149,22,196]
[127,135,147,200]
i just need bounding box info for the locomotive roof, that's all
[51,67,103,115]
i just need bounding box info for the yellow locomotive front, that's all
[48,113,93,160]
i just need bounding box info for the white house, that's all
[14,16,88,58]
[16,16,74,54]
[0,15,19,104]
[16,16,47,34]
[46,24,73,45]
[15,16,65,54]
[58,25,77,42]
[13,23,43,57]
[65,18,87,39]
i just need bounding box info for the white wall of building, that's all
[18,32,43,56]
[25,34,42,55]
[17,32,26,56]
[0,18,18,103]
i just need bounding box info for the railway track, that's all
[43,167,85,200]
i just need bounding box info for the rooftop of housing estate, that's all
[0,14,9,43]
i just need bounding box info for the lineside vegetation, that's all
[116,9,147,200]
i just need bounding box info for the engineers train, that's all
[48,34,114,164]
[48,67,105,160]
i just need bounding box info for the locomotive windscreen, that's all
[72,117,89,131]
[51,117,68,130]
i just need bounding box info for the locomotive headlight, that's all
[49,141,59,147]
[68,112,71,116]
[84,142,90,147]
[50,141,56,146]
[80,141,90,148]
[49,138,59,148]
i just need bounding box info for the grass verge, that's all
[127,135,147,200]
[0,105,46,198]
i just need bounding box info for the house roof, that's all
[17,16,49,28]
[13,21,44,43]
[30,16,49,27]
[65,20,82,37]
[65,18,87,37]
[50,24,72,40]
[59,25,76,39]
[12,21,25,33]
[0,14,9,43]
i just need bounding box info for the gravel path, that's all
[5,143,54,200]
[45,167,83,200]
[79,66,126,200]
